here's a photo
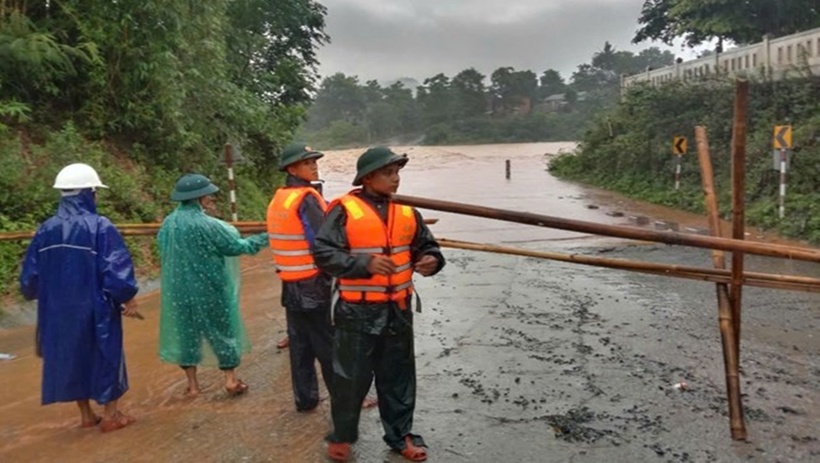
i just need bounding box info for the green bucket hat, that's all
[278,142,324,172]
[352,147,408,186]
[170,173,219,201]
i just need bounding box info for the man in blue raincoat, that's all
[20,163,141,433]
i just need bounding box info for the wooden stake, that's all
[695,125,746,440]
[730,80,749,354]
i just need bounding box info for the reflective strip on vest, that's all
[348,245,410,255]
[394,262,412,273]
[276,263,317,272]
[338,284,389,292]
[271,249,312,257]
[268,233,306,241]
[343,199,366,220]
[338,282,413,293]
[349,247,384,254]
[283,191,301,209]
[394,281,413,292]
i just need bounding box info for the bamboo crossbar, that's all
[438,238,820,294]
[392,194,820,263]
[0,219,440,241]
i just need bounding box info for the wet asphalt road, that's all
[368,241,819,463]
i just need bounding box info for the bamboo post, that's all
[695,126,746,440]
[391,194,820,263]
[731,80,748,353]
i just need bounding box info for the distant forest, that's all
[298,44,675,147]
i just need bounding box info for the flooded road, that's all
[1,142,818,462]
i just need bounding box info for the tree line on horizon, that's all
[299,44,675,147]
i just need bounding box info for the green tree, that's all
[572,43,675,91]
[450,68,487,118]
[417,73,452,126]
[226,0,328,107]
[362,80,383,106]
[634,0,820,47]
[538,69,566,99]
[490,67,537,115]
[632,47,677,72]
[305,73,366,129]
[570,63,611,92]
[381,81,420,135]
[0,10,97,103]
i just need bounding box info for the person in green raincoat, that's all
[158,174,268,397]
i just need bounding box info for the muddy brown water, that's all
[1,142,818,462]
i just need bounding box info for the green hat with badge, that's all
[170,173,219,201]
[352,146,408,186]
[278,142,324,172]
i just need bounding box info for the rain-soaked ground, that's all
[1,142,818,462]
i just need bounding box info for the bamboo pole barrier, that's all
[392,194,820,263]
[730,80,748,354]
[0,219,439,241]
[438,238,820,294]
[696,125,746,440]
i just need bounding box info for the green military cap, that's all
[352,146,408,186]
[170,173,219,201]
[278,142,324,172]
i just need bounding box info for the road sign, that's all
[772,150,791,171]
[773,125,792,150]
[673,136,687,155]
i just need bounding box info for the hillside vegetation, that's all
[0,0,329,297]
[549,76,820,244]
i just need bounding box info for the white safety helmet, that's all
[53,163,108,190]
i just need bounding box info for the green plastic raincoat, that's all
[157,202,268,368]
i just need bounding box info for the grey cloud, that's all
[316,0,681,84]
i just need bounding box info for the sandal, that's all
[225,380,249,396]
[327,442,350,462]
[100,412,136,433]
[80,415,102,428]
[277,337,290,349]
[399,435,427,462]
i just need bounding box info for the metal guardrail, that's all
[621,27,820,91]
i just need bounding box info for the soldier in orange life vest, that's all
[315,147,445,462]
[266,142,334,412]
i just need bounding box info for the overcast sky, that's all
[315,0,705,85]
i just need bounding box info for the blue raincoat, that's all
[19,190,139,405]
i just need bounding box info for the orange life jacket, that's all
[266,186,327,281]
[334,192,417,308]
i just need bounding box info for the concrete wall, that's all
[622,28,820,92]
